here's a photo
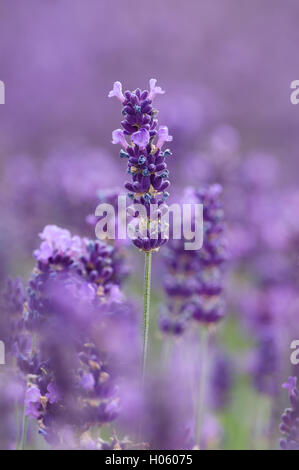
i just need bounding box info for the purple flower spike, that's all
[149,78,165,100]
[12,224,135,448]
[131,128,150,149]
[112,129,128,149]
[108,81,125,103]
[109,79,172,252]
[157,126,173,149]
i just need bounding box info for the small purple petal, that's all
[108,81,125,103]
[112,129,128,149]
[149,78,165,100]
[46,382,61,404]
[282,377,297,396]
[131,128,150,149]
[156,126,173,149]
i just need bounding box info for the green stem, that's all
[20,414,28,451]
[195,327,209,448]
[142,251,152,383]
[19,334,36,450]
[18,375,29,450]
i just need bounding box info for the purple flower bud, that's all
[25,386,41,419]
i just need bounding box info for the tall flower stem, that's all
[142,251,152,383]
[194,326,209,448]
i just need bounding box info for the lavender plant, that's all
[5,225,138,449]
[109,79,172,379]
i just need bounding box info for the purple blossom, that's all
[149,78,165,100]
[282,377,297,396]
[25,385,41,419]
[157,126,173,149]
[131,128,150,148]
[112,129,128,149]
[34,225,83,263]
[109,79,172,252]
[11,225,138,448]
[108,81,125,102]
[79,373,95,392]
[46,382,61,404]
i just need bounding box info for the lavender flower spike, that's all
[109,78,171,253]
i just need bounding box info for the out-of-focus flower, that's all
[10,224,138,449]
[34,225,83,262]
[149,78,165,100]
[159,184,227,335]
[112,129,128,148]
[157,126,173,149]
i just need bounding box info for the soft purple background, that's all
[0,0,299,157]
[1,1,299,450]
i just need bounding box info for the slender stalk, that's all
[20,414,28,451]
[18,375,29,450]
[18,334,36,450]
[142,251,152,384]
[194,327,209,448]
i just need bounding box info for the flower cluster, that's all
[280,377,299,450]
[159,184,226,335]
[8,225,136,449]
[109,79,172,252]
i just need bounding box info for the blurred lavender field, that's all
[1,0,299,451]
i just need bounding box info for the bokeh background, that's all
[1,0,299,450]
